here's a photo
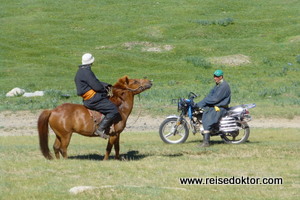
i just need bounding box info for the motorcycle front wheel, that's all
[159,118,189,144]
[221,126,250,144]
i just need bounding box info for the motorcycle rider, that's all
[195,69,231,147]
[75,53,121,139]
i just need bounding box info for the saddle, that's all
[87,109,115,136]
[87,109,104,125]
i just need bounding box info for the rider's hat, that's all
[82,53,95,65]
[214,69,224,77]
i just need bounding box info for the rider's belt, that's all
[220,105,229,108]
[82,89,96,100]
[210,105,228,108]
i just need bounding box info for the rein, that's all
[129,102,142,125]
[116,84,144,126]
[110,81,146,124]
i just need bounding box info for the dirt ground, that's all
[0,110,299,136]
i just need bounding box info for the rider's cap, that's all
[214,69,224,77]
[82,53,95,65]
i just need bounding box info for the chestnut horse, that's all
[38,76,152,160]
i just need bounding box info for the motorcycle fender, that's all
[166,115,180,119]
[241,122,249,129]
[165,115,190,129]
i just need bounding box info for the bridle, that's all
[125,85,145,92]
[109,80,152,95]
[107,84,144,97]
[125,80,152,92]
[113,80,151,126]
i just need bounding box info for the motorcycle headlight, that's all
[178,98,188,112]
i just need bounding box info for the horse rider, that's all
[75,53,121,139]
[195,69,231,147]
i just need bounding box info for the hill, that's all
[1,0,299,118]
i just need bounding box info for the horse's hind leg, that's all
[53,132,72,159]
[53,137,61,159]
[59,133,72,159]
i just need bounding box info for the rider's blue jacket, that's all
[197,79,231,108]
[197,79,231,131]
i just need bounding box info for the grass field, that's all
[1,0,300,118]
[0,128,299,199]
[1,1,300,199]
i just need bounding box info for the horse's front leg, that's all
[104,135,117,160]
[114,134,120,160]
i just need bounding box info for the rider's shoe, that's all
[198,141,209,147]
[197,131,210,148]
[94,116,115,139]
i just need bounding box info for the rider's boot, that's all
[198,130,210,147]
[95,116,115,139]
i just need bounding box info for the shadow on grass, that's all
[68,150,150,161]
[186,139,224,145]
[186,139,252,145]
[68,150,185,161]
[162,153,184,157]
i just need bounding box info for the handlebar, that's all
[188,92,198,100]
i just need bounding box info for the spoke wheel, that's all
[159,118,189,144]
[221,126,250,144]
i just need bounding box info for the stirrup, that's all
[95,129,109,139]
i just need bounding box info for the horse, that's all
[38,75,152,160]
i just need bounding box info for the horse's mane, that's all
[110,76,130,106]
[112,75,129,90]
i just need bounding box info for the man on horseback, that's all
[75,53,121,139]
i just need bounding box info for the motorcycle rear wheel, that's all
[221,127,250,144]
[159,118,189,144]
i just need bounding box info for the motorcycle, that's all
[159,92,256,144]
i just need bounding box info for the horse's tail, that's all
[38,110,53,160]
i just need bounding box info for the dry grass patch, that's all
[289,35,300,43]
[95,42,174,52]
[123,41,174,52]
[209,54,251,66]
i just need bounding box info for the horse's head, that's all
[114,75,152,94]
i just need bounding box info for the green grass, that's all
[0,0,300,118]
[0,128,299,199]
[1,2,299,199]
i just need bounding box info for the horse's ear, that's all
[120,75,129,85]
